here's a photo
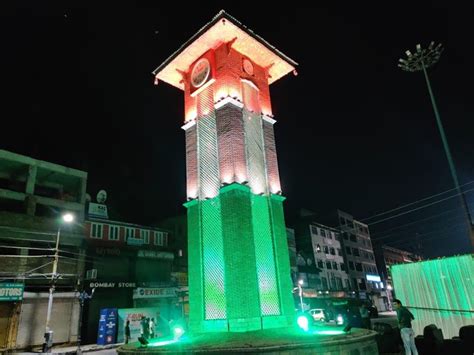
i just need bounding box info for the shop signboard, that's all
[0,283,24,301]
[117,307,164,343]
[133,287,177,299]
[97,308,117,345]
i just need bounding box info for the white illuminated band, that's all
[241,78,259,91]
[190,78,216,97]
[214,96,244,109]
[262,114,276,125]
[181,120,196,130]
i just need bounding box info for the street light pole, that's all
[298,279,304,312]
[399,42,474,250]
[43,213,74,353]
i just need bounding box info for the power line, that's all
[0,225,56,236]
[0,254,53,258]
[360,179,474,222]
[0,244,54,252]
[381,220,467,247]
[371,210,467,242]
[384,223,467,249]
[370,206,462,237]
[366,187,474,226]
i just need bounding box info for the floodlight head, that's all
[62,213,74,223]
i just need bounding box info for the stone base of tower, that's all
[185,183,294,334]
[117,327,379,354]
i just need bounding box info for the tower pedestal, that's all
[185,183,294,333]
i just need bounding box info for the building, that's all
[336,210,388,310]
[81,207,174,344]
[308,223,349,292]
[374,244,422,302]
[153,11,296,333]
[0,150,87,350]
[296,216,350,297]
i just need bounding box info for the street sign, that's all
[0,283,24,301]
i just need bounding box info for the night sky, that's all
[2,2,473,257]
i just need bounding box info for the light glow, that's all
[62,213,74,223]
[297,315,309,332]
[314,329,345,336]
[366,274,381,282]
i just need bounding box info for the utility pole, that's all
[42,213,74,353]
[399,42,474,250]
[76,286,95,355]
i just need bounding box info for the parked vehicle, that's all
[309,308,325,322]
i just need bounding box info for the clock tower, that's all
[153,10,298,333]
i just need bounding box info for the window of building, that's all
[310,225,318,235]
[350,234,357,242]
[316,244,322,253]
[163,232,168,246]
[355,263,363,272]
[330,247,335,255]
[125,227,135,239]
[320,229,326,238]
[323,245,329,254]
[336,277,343,290]
[321,277,328,290]
[327,232,333,239]
[340,218,346,225]
[343,232,349,240]
[154,231,164,246]
[326,261,332,270]
[91,223,103,239]
[317,259,324,268]
[369,253,374,260]
[363,251,368,259]
[140,230,150,244]
[108,225,119,241]
[332,261,338,270]
[352,248,360,257]
[340,263,346,271]
[344,279,351,289]
[346,246,352,255]
[349,261,355,270]
[335,233,341,241]
[337,248,342,256]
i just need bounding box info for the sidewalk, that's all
[12,342,122,355]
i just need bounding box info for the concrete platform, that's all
[117,326,378,354]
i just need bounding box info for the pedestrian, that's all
[140,316,146,338]
[149,317,155,338]
[393,299,418,355]
[125,320,131,344]
[144,317,150,339]
[359,304,371,329]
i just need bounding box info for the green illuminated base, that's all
[117,327,378,354]
[185,183,294,333]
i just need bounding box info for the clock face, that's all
[191,58,211,88]
[243,58,254,75]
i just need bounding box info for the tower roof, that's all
[153,10,298,90]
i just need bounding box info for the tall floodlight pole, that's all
[398,42,474,250]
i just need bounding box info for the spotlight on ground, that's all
[297,315,309,332]
[172,325,185,339]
